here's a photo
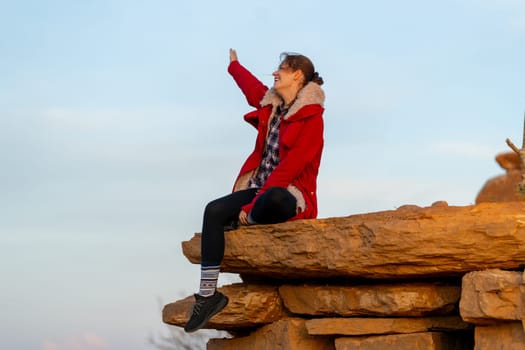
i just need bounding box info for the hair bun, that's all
[311,72,324,86]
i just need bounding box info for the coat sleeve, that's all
[228,60,269,108]
[241,112,324,214]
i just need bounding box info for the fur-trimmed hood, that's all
[259,82,325,120]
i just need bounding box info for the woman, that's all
[184,48,325,333]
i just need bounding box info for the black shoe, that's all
[184,291,229,333]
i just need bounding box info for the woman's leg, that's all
[249,186,297,224]
[199,188,257,295]
[185,188,257,333]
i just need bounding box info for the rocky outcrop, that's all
[163,284,285,330]
[474,323,525,350]
[460,269,524,324]
[459,269,525,349]
[335,332,472,350]
[278,284,461,317]
[476,151,525,203]
[207,319,334,350]
[182,202,525,279]
[305,316,470,335]
[163,200,525,349]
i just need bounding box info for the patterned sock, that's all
[198,265,220,297]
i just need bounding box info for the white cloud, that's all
[42,333,109,350]
[317,174,478,218]
[40,104,242,132]
[429,141,495,160]
[471,0,525,12]
[41,107,186,131]
[509,10,525,32]
[467,0,525,32]
[38,105,249,154]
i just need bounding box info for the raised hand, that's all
[229,48,238,63]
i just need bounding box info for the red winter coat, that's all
[228,60,325,220]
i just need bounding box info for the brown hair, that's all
[280,52,324,86]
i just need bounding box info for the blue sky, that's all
[1,1,524,349]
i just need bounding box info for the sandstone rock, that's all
[279,283,460,317]
[496,151,523,171]
[334,332,472,350]
[207,318,334,350]
[476,170,525,203]
[475,151,525,203]
[474,322,525,350]
[305,316,471,336]
[459,269,524,324]
[162,284,284,330]
[476,152,525,203]
[182,202,525,279]
[522,269,525,331]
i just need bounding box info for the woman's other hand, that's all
[238,210,248,225]
[229,48,238,63]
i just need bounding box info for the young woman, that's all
[184,49,325,333]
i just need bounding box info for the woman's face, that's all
[272,63,298,92]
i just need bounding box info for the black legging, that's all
[201,187,297,266]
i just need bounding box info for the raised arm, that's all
[227,49,269,108]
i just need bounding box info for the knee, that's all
[204,199,226,220]
[264,187,295,207]
[251,187,297,224]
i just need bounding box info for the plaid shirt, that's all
[248,105,286,189]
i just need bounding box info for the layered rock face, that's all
[164,201,525,349]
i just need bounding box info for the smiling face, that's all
[272,63,303,96]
